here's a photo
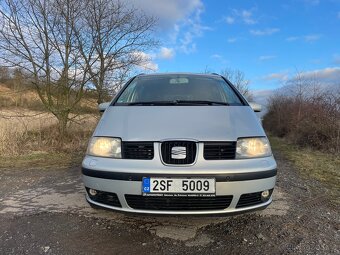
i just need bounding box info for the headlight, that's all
[87,137,122,158]
[236,137,272,159]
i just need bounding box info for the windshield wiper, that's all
[175,100,229,106]
[126,101,177,106]
[125,100,229,106]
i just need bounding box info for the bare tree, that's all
[0,0,95,136]
[77,0,158,104]
[221,68,253,100]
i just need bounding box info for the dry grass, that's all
[0,151,84,170]
[0,84,44,110]
[0,82,99,168]
[270,136,340,202]
[0,83,98,114]
[0,108,98,159]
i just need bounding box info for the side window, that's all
[219,81,243,105]
[117,81,138,103]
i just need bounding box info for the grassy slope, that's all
[0,83,98,113]
[0,83,98,162]
[270,136,340,200]
[0,151,84,170]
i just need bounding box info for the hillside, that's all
[0,83,99,156]
[0,83,98,113]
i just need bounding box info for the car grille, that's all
[204,142,236,160]
[161,141,197,165]
[236,189,273,208]
[125,195,233,211]
[86,188,121,207]
[122,142,154,160]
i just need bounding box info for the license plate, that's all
[142,177,215,196]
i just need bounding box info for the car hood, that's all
[94,106,266,141]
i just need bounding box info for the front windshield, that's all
[115,75,243,105]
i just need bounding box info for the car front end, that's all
[82,73,277,215]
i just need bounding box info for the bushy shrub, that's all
[263,83,340,153]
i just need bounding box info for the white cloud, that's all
[225,8,257,25]
[295,67,340,81]
[259,55,276,61]
[225,16,235,24]
[177,6,211,54]
[254,67,339,108]
[158,47,175,59]
[227,37,238,43]
[304,34,321,42]
[210,54,228,64]
[132,51,158,71]
[253,89,275,106]
[283,67,340,92]
[333,54,340,64]
[286,36,299,42]
[262,67,340,86]
[253,89,275,99]
[240,10,257,25]
[262,72,289,81]
[310,59,321,64]
[286,34,322,42]
[179,32,197,54]
[250,28,280,36]
[128,0,208,55]
[128,0,203,28]
[225,16,235,25]
[211,54,222,59]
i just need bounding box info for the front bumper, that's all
[82,154,277,215]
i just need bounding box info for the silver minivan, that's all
[82,73,277,215]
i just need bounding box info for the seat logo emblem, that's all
[171,146,187,159]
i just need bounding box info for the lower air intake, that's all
[125,195,233,211]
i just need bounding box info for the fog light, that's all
[89,188,97,196]
[261,190,270,201]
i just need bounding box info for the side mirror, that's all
[98,102,110,112]
[249,102,262,112]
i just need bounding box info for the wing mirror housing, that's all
[98,102,110,112]
[249,102,262,112]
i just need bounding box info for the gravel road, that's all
[0,151,339,255]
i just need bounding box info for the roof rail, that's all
[211,73,220,76]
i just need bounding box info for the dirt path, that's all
[0,152,339,255]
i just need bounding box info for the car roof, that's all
[137,72,222,79]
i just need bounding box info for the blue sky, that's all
[132,0,340,98]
